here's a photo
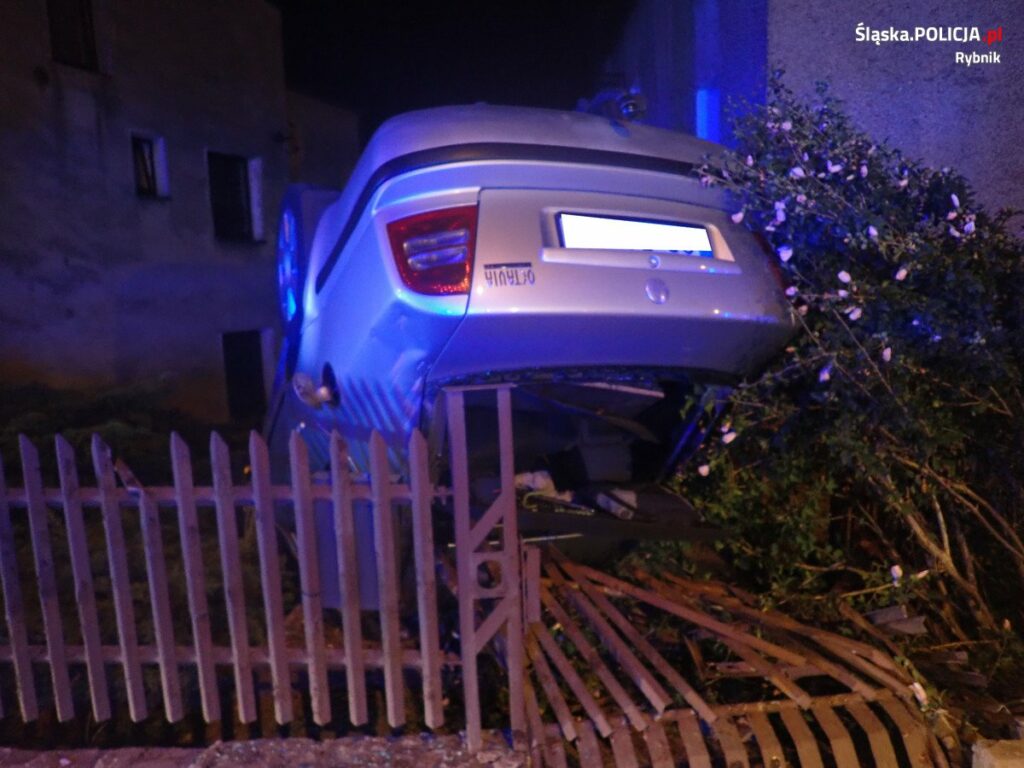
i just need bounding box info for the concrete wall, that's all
[286,91,359,189]
[0,0,290,420]
[611,0,1023,216]
[767,0,1023,218]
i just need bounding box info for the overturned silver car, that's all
[267,104,793,500]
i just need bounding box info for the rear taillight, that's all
[386,205,478,295]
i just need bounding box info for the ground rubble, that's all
[0,732,524,768]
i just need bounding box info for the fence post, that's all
[445,384,525,751]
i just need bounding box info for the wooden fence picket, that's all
[248,431,293,724]
[91,435,148,721]
[0,451,36,720]
[130,480,183,722]
[170,433,219,723]
[55,435,110,722]
[20,436,74,721]
[288,432,331,725]
[409,430,443,728]
[210,433,256,723]
[328,431,367,725]
[369,431,404,727]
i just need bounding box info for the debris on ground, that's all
[0,733,523,768]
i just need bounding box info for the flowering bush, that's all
[673,77,1024,706]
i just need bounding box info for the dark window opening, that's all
[222,330,267,425]
[133,136,158,197]
[47,0,98,71]
[208,152,254,241]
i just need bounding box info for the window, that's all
[131,135,169,198]
[222,330,268,425]
[47,0,98,71]
[208,152,264,241]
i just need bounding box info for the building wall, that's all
[767,0,1023,218]
[286,90,360,189]
[609,0,1022,216]
[0,0,291,420]
[604,0,766,144]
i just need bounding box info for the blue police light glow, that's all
[695,88,721,142]
[558,213,714,257]
[277,208,299,322]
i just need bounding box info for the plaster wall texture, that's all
[767,0,1024,218]
[0,0,290,419]
[286,90,359,189]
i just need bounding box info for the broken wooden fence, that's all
[519,547,947,767]
[0,386,521,752]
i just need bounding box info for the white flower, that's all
[785,286,798,297]
[859,163,868,177]
[778,245,793,262]
[890,564,903,584]
[731,210,745,224]
[796,194,807,204]
[745,155,754,167]
[781,120,792,131]
[964,220,975,234]
[722,431,737,444]
[818,366,831,383]
[951,193,960,209]
[827,161,843,174]
[837,289,849,298]
[789,166,806,179]
[947,210,958,221]
[697,464,711,477]
[882,347,892,362]
[898,178,909,188]
[868,225,879,239]
[895,267,908,281]
[847,307,863,321]
[910,682,928,706]
[837,270,852,284]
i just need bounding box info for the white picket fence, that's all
[0,386,525,751]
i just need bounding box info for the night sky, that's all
[275,0,638,140]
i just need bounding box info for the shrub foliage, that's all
[676,77,1024,705]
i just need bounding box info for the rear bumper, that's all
[427,310,794,385]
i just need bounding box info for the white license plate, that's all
[557,213,714,258]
